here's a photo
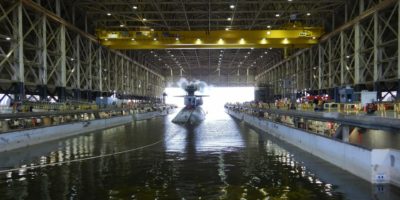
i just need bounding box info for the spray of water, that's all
[176,78,212,94]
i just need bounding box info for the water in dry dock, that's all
[0,108,399,200]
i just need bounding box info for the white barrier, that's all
[0,115,132,152]
[226,109,400,187]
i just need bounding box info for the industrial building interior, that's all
[0,0,399,199]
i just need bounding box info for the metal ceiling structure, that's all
[73,0,346,86]
[0,0,398,102]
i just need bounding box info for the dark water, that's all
[0,109,399,200]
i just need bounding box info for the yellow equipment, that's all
[96,25,324,49]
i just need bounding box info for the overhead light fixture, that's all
[264,51,268,54]
[150,28,154,31]
[275,14,280,17]
[120,24,125,27]
[104,38,108,41]
[133,5,138,9]
[288,0,292,2]
[230,5,235,9]
[307,12,311,16]
[227,17,232,21]
[5,37,11,41]
[153,38,157,41]
[176,37,179,41]
[107,13,111,16]
[225,27,230,31]
[251,47,254,50]
[267,25,271,28]
[142,18,147,21]
[312,36,316,39]
[131,38,135,41]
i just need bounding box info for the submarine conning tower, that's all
[185,84,198,96]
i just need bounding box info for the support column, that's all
[39,15,47,100]
[328,38,333,88]
[56,0,66,102]
[354,0,364,85]
[318,45,323,90]
[373,12,382,101]
[340,31,345,85]
[13,3,25,101]
[74,35,81,100]
[98,47,103,93]
[398,2,400,99]
[354,23,361,85]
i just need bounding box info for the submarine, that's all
[172,84,207,125]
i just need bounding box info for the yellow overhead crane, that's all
[96,24,324,49]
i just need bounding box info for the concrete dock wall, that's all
[0,115,132,152]
[226,109,400,187]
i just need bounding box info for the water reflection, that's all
[0,109,398,199]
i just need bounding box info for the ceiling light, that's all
[251,47,254,50]
[104,38,108,41]
[133,5,138,9]
[150,28,154,31]
[120,24,125,27]
[107,13,111,16]
[269,47,272,50]
[230,5,235,9]
[247,52,250,54]
[275,14,280,17]
[225,27,230,31]
[5,37,11,41]
[267,31,271,35]
[312,36,316,40]
[153,38,157,41]
[260,56,263,58]
[150,51,153,53]
[346,55,350,58]
[288,0,292,2]
[142,18,147,21]
[307,12,311,16]
[176,37,179,41]
[131,38,135,41]
[264,51,268,54]
[267,25,271,29]
[227,17,232,21]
